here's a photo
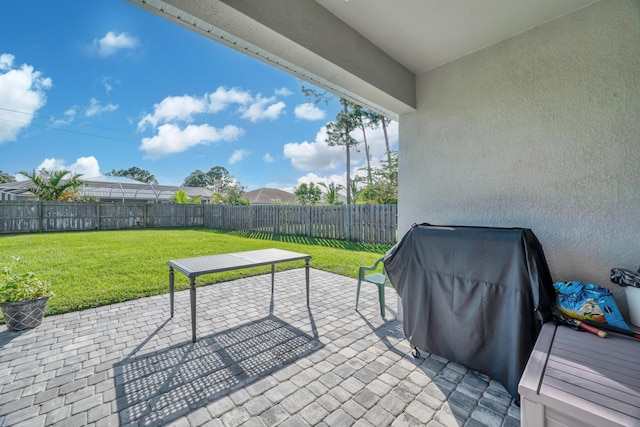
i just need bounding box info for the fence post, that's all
[346,204,352,241]
[38,201,43,232]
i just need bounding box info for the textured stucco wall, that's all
[400,0,640,312]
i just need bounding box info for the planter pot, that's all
[625,286,640,328]
[0,297,49,331]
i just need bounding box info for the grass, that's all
[0,228,391,317]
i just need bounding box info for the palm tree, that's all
[350,176,364,204]
[18,169,84,201]
[170,189,201,204]
[319,182,344,205]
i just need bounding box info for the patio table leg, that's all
[190,276,197,343]
[169,267,174,317]
[305,258,310,306]
[271,264,275,293]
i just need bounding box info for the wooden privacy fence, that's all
[0,202,204,233]
[204,204,397,244]
[0,202,396,244]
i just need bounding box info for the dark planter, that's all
[0,297,49,331]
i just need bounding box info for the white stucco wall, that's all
[400,0,640,311]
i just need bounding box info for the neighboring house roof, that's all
[0,175,212,203]
[243,188,296,205]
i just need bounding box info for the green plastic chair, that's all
[356,257,392,319]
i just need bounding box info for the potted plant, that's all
[0,257,53,331]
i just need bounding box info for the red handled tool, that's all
[552,307,607,338]
[583,319,640,339]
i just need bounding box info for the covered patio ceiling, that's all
[126,0,597,118]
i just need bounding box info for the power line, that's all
[0,106,131,135]
[0,117,140,145]
[0,113,230,159]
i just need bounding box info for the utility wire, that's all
[0,117,140,144]
[0,106,131,134]
[0,109,229,159]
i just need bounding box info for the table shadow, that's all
[113,314,322,426]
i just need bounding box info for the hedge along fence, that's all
[0,202,397,244]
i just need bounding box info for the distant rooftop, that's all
[0,175,212,203]
[244,188,297,205]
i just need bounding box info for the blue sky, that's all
[0,2,397,192]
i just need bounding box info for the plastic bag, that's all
[610,266,640,288]
[553,281,630,330]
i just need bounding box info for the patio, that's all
[0,269,520,427]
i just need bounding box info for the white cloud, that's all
[275,87,293,97]
[69,156,101,177]
[0,53,14,70]
[93,32,139,57]
[37,158,65,172]
[208,87,252,113]
[282,119,399,173]
[240,96,285,122]
[140,123,243,159]
[283,126,343,171]
[85,98,118,117]
[279,172,346,194]
[296,172,345,187]
[294,103,326,121]
[36,156,100,177]
[100,76,120,93]
[138,87,288,133]
[137,95,206,130]
[263,153,274,163]
[229,149,249,164]
[51,106,77,127]
[0,54,52,143]
[137,87,255,131]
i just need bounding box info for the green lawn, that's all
[0,228,391,317]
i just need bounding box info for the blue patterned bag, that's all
[553,281,630,330]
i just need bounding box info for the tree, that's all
[326,99,360,205]
[0,170,16,184]
[225,183,250,205]
[301,84,332,106]
[319,182,344,205]
[106,167,158,184]
[367,112,393,166]
[18,169,84,201]
[206,166,234,193]
[294,183,322,206]
[210,183,250,205]
[183,166,234,193]
[182,170,208,187]
[350,103,373,184]
[170,189,201,204]
[350,176,364,204]
[357,151,398,204]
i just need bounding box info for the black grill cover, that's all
[384,224,554,399]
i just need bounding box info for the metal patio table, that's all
[168,248,311,342]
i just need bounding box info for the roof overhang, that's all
[126,0,598,118]
[125,0,416,119]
